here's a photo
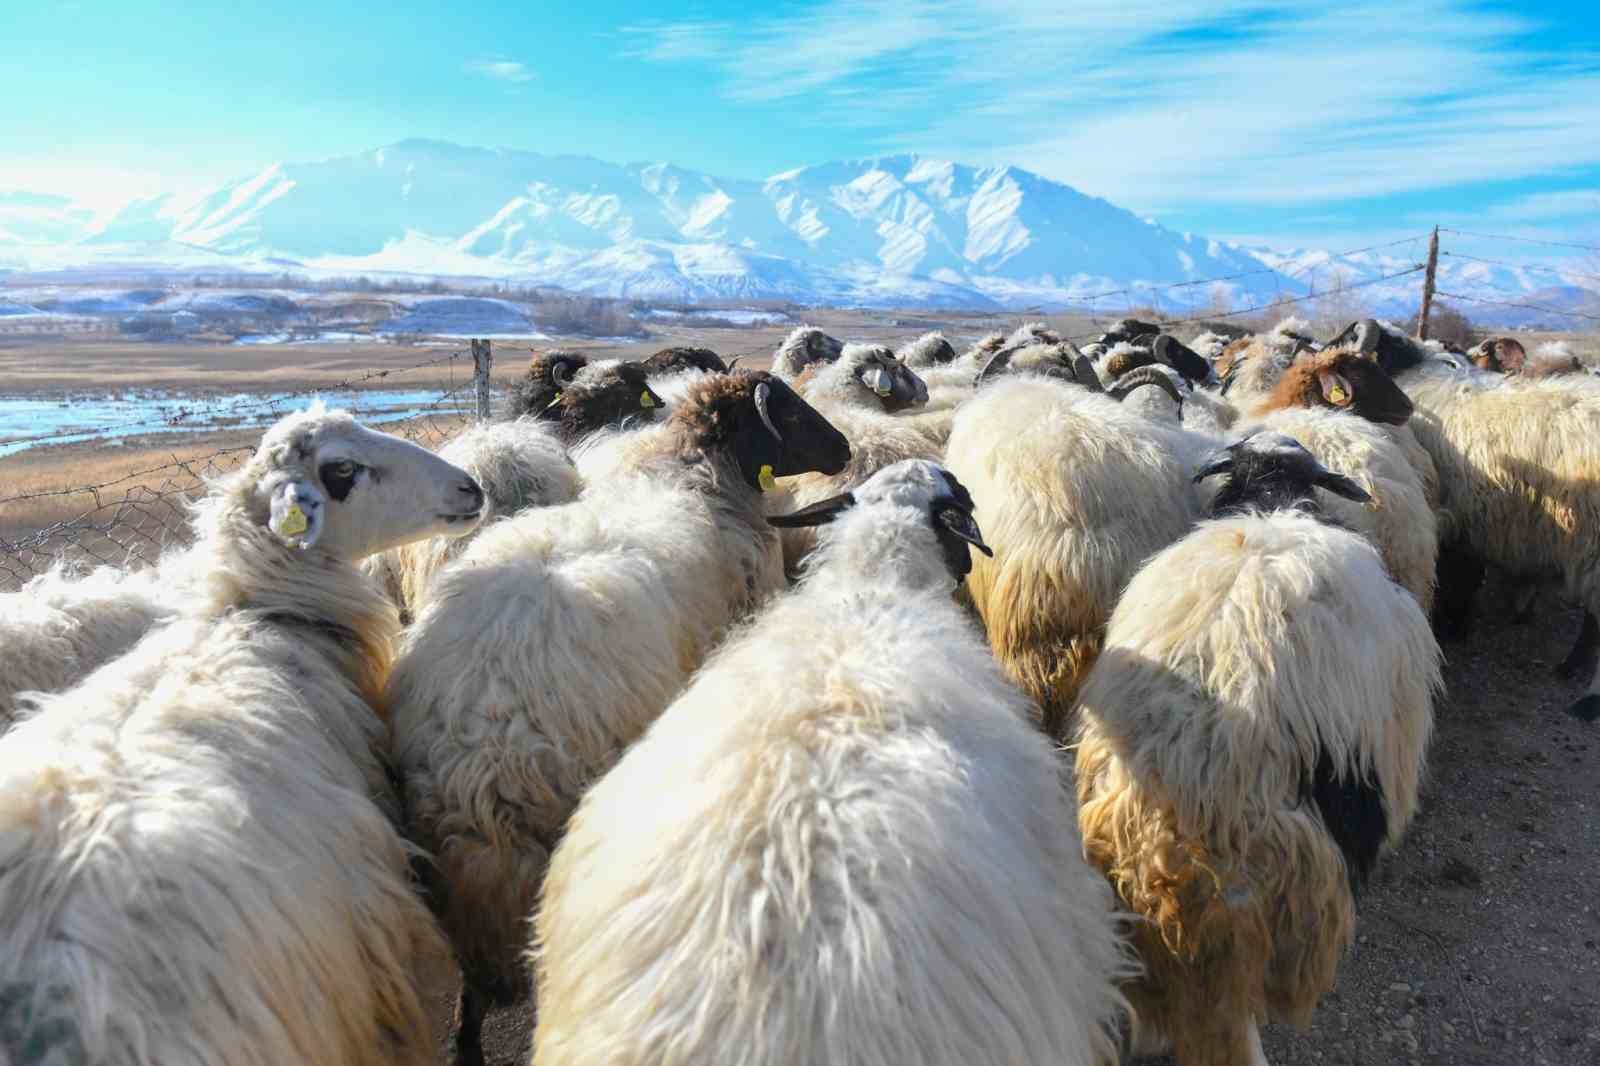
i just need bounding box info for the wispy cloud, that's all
[464,58,535,83]
[622,1,1600,213]
[1489,189,1600,221]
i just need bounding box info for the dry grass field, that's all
[3,319,1599,1065]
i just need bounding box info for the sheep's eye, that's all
[319,460,361,501]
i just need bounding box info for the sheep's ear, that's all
[1317,368,1355,407]
[1315,470,1372,503]
[267,478,327,550]
[767,491,857,528]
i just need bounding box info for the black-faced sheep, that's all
[895,330,958,368]
[505,350,663,439]
[531,460,1134,1066]
[1076,432,1438,1066]
[386,371,851,1066]
[0,405,485,1066]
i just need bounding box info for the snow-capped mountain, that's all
[19,140,1279,309]
[5,140,1594,321]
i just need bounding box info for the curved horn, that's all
[976,348,1017,383]
[1107,365,1185,409]
[1193,450,1234,483]
[726,355,744,371]
[753,381,782,442]
[1314,469,1373,503]
[551,359,576,388]
[1353,319,1380,355]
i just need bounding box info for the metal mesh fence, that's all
[0,348,486,592]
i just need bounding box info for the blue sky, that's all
[3,0,1598,250]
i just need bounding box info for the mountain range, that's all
[3,139,1595,323]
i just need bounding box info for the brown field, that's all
[4,320,1600,1065]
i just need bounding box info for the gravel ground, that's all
[425,573,1600,1066]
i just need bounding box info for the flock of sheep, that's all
[0,310,1594,1066]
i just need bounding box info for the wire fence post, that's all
[1417,226,1440,341]
[471,338,493,422]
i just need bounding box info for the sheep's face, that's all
[768,459,991,588]
[1196,431,1371,518]
[551,360,664,436]
[852,348,927,412]
[1470,337,1526,374]
[773,327,844,379]
[251,409,484,561]
[1268,349,1413,425]
[508,350,589,418]
[898,332,957,368]
[679,370,851,490]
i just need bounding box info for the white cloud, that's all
[464,58,535,83]
[623,1,1600,211]
[1489,189,1600,221]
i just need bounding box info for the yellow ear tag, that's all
[1328,385,1348,404]
[640,390,657,408]
[758,464,777,493]
[277,502,308,536]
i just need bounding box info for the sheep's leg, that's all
[1571,610,1600,722]
[1555,611,1599,681]
[454,984,488,1066]
[1432,540,1483,642]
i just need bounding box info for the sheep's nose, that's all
[458,477,485,512]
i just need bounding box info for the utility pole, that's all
[1417,227,1440,341]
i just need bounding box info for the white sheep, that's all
[531,459,1134,1066]
[0,562,175,735]
[771,325,844,381]
[386,371,851,1066]
[1350,318,1600,716]
[943,368,1211,738]
[895,329,958,368]
[1075,432,1439,1066]
[0,404,485,1066]
[361,418,580,620]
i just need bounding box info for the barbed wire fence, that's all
[0,343,496,592]
[3,228,1596,593]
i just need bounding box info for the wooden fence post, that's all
[471,338,493,421]
[1417,227,1440,341]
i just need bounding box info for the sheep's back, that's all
[534,586,1129,1066]
[0,616,441,1066]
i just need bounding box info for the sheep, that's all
[0,405,486,1066]
[386,371,851,1066]
[895,329,957,367]
[0,562,175,735]
[1341,317,1600,717]
[943,367,1210,738]
[638,345,728,376]
[1466,336,1528,374]
[1236,346,1438,612]
[361,418,580,621]
[1215,316,1321,407]
[771,325,844,381]
[531,459,1134,1066]
[1075,431,1439,1066]
[771,344,938,573]
[505,350,664,438]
